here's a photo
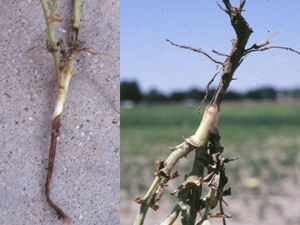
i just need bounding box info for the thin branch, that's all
[216,1,229,14]
[219,198,226,225]
[25,45,48,53]
[246,46,300,55]
[257,30,280,46]
[222,0,232,13]
[239,0,245,10]
[240,31,281,65]
[80,48,120,60]
[244,30,280,55]
[197,71,220,114]
[197,188,216,225]
[166,39,225,66]
[212,50,230,57]
[240,45,300,66]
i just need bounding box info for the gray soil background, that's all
[0,0,120,225]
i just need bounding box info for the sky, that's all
[121,0,300,94]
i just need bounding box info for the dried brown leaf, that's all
[155,159,164,171]
[169,146,176,151]
[207,173,220,189]
[223,188,231,196]
[203,171,215,182]
[183,177,203,186]
[134,196,145,204]
[47,13,63,24]
[150,204,159,211]
[155,183,165,200]
[170,171,181,180]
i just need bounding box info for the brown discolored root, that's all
[45,114,71,223]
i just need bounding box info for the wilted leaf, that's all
[171,187,181,196]
[47,13,63,24]
[223,157,238,164]
[207,173,220,189]
[183,176,203,187]
[155,183,165,200]
[223,188,231,196]
[155,160,169,179]
[224,181,230,189]
[155,159,165,171]
[150,204,159,211]
[169,146,176,151]
[134,196,145,204]
[170,171,180,180]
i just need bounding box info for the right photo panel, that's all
[121,1,300,225]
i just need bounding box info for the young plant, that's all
[134,1,300,224]
[40,0,83,222]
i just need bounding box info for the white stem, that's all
[53,71,72,118]
[188,104,220,147]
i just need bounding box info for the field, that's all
[121,102,300,225]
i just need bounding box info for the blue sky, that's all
[121,1,300,94]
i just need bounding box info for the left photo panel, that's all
[0,0,120,224]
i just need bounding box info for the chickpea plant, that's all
[38,0,117,223]
[39,0,84,222]
[134,1,300,225]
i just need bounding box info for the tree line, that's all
[121,81,300,104]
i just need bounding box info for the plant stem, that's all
[72,0,83,43]
[188,148,207,224]
[134,177,161,225]
[40,0,60,74]
[179,189,191,225]
[134,105,220,225]
[160,204,181,225]
[197,189,216,225]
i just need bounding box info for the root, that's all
[45,114,71,223]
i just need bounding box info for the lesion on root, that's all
[45,114,71,223]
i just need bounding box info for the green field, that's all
[121,102,300,223]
